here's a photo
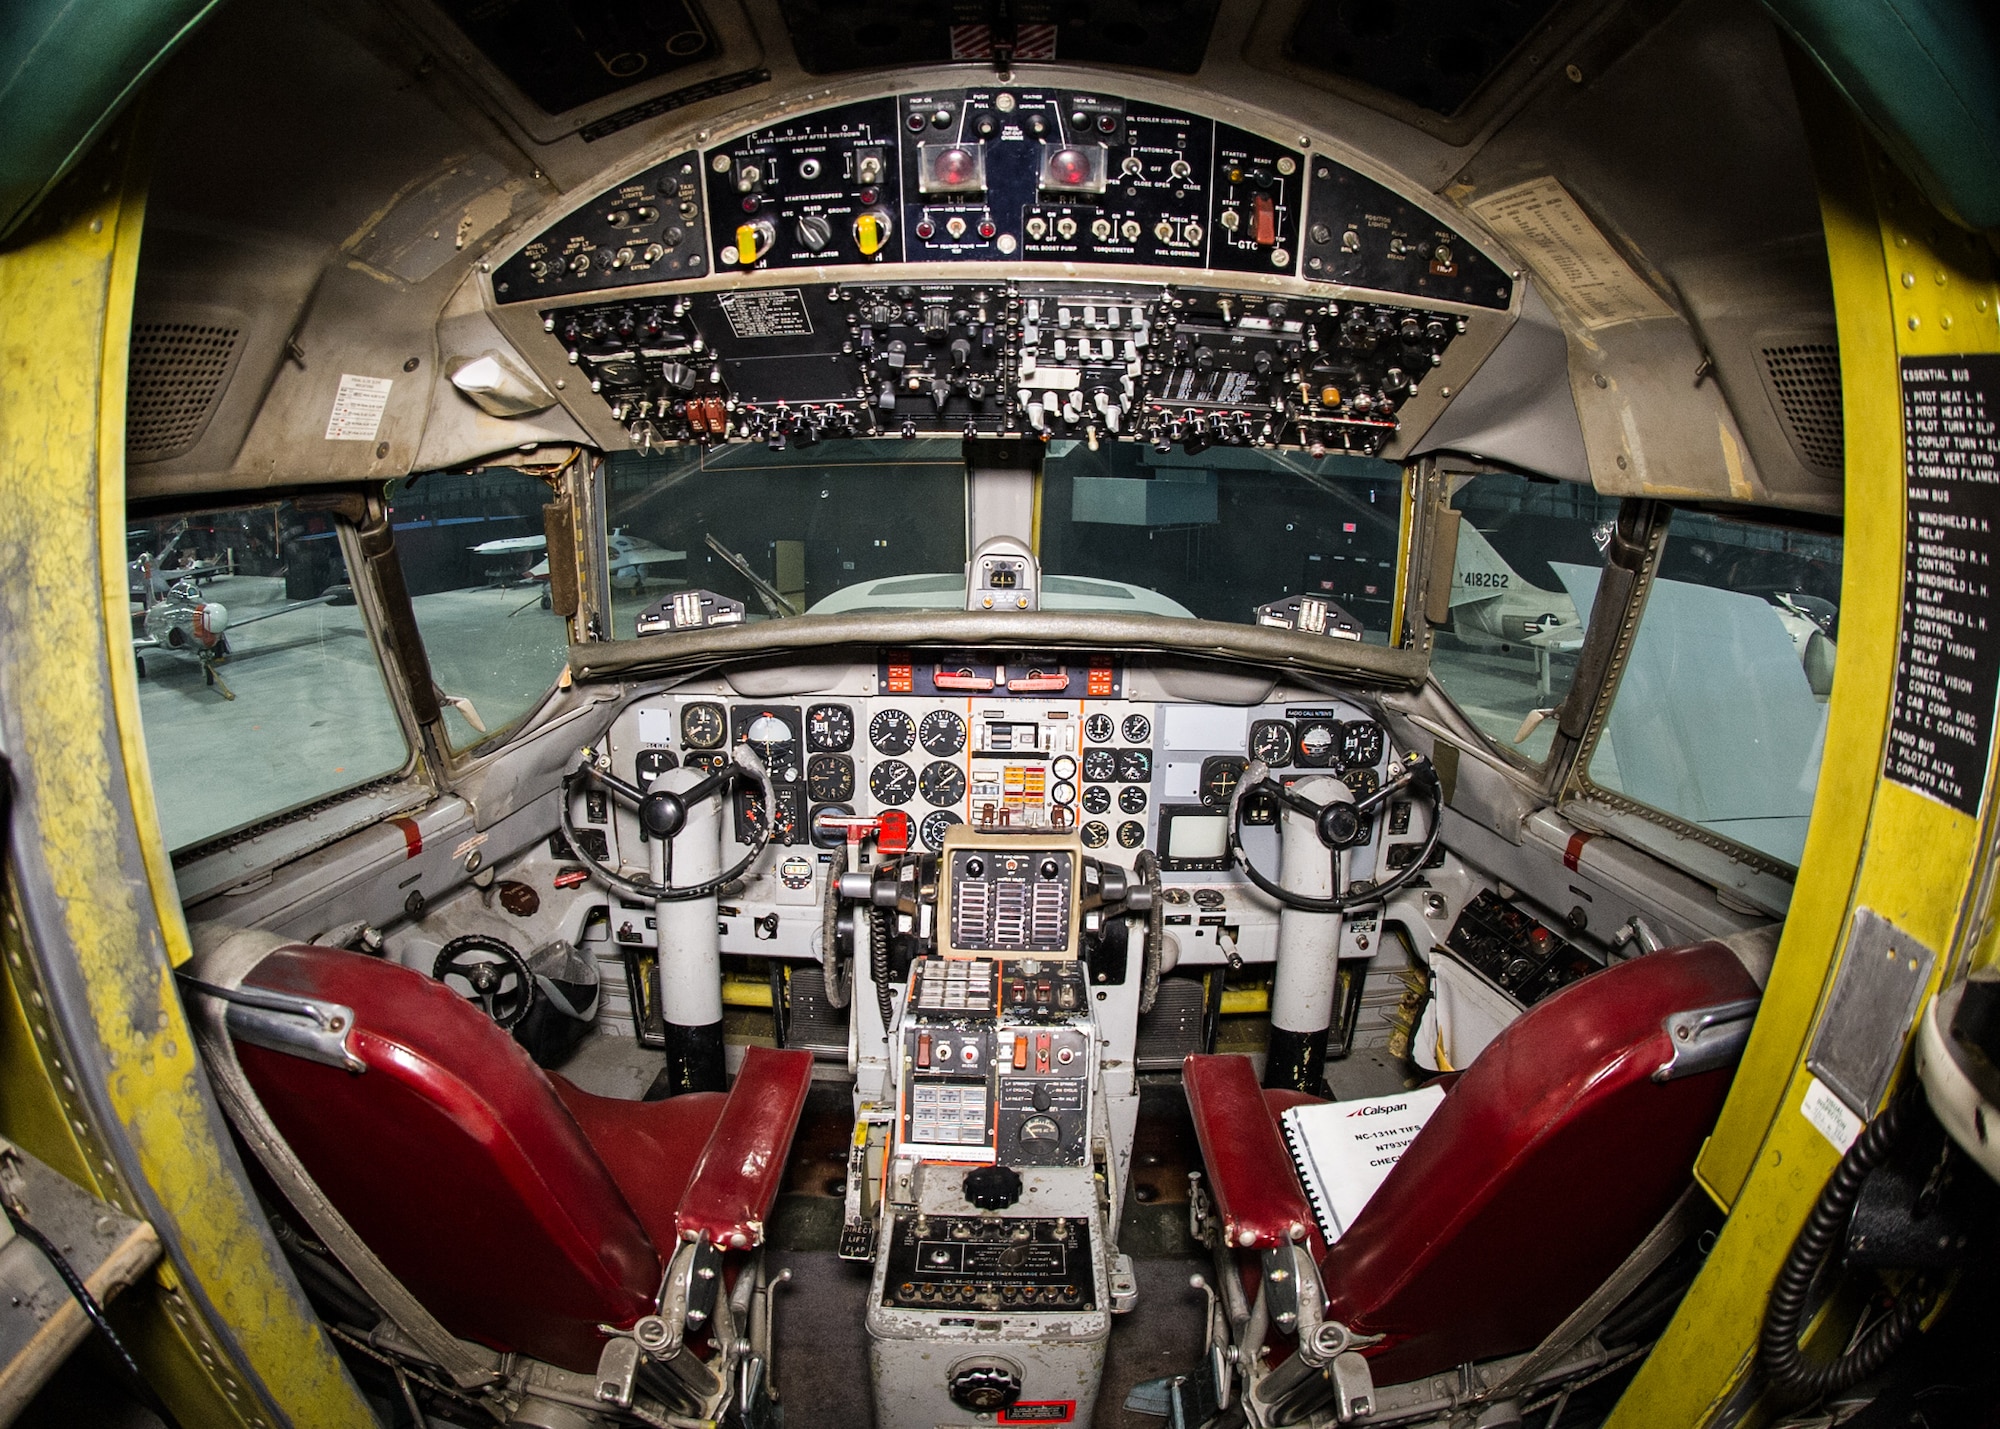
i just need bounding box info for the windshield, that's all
[603,441,1405,638]
[1039,443,1404,637]
[604,442,968,635]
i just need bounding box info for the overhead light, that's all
[448,350,555,417]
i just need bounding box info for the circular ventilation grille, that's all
[1758,342,1843,477]
[127,321,242,464]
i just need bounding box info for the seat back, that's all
[1323,942,1758,1384]
[234,945,662,1373]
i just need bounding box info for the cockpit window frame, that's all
[1549,498,1846,909]
[128,487,441,879]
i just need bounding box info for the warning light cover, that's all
[918,142,988,195]
[1038,143,1108,195]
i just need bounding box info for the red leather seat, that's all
[1185,942,1758,1386]
[232,944,812,1374]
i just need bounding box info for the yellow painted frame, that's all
[1604,91,2000,1429]
[0,138,375,1424]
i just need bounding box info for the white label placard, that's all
[1800,1073,1864,1154]
[636,708,676,747]
[324,373,395,441]
[1470,177,1675,329]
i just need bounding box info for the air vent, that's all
[127,319,243,464]
[1757,341,1843,478]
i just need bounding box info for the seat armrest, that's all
[1183,1055,1319,1252]
[675,1047,814,1249]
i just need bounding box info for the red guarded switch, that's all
[1253,193,1276,247]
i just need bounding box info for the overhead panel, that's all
[487,84,1518,461]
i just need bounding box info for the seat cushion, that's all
[1320,942,1759,1383]
[551,1080,729,1257]
[237,946,663,1373]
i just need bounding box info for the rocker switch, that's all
[917,1032,932,1068]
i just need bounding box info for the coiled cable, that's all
[1757,1089,1936,1404]
[870,904,896,1034]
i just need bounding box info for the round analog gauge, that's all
[1118,785,1148,814]
[1051,754,1078,780]
[1081,785,1112,814]
[681,701,726,750]
[1343,766,1380,799]
[919,709,967,757]
[1082,750,1117,783]
[1116,748,1153,783]
[1249,720,1295,767]
[1199,755,1248,810]
[635,748,679,789]
[869,708,916,755]
[1296,720,1338,766]
[1193,888,1226,909]
[1080,820,1109,849]
[807,754,855,803]
[1116,820,1147,850]
[1121,713,1152,744]
[869,758,916,806]
[1050,780,1077,807]
[807,703,854,752]
[1341,719,1385,769]
[809,802,854,848]
[739,787,800,844]
[919,760,967,807]
[741,710,798,767]
[685,751,729,775]
[920,810,963,852]
[1083,713,1115,744]
[1162,886,1191,905]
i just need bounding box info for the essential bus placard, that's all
[1888,354,2000,816]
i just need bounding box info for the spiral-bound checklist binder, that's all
[1279,1084,1446,1245]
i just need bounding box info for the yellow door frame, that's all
[1605,82,2000,1429]
[0,134,375,1424]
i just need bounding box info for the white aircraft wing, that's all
[471,535,548,555]
[611,547,688,567]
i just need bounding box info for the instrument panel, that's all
[575,656,1421,972]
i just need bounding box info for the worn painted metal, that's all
[1604,93,2000,1429]
[0,138,375,1424]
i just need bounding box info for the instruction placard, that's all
[716,288,813,339]
[1887,355,2000,815]
[1469,177,1674,329]
[324,373,394,441]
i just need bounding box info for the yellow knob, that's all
[736,222,764,265]
[854,210,889,257]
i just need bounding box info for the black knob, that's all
[966,858,984,878]
[962,1164,1023,1211]
[1032,1084,1053,1113]
[1039,858,1059,879]
[949,1364,1021,1413]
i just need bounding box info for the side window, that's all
[1429,473,1623,763]
[1582,509,1841,866]
[399,468,573,749]
[130,502,410,851]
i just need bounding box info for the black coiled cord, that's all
[1134,850,1164,1014]
[870,905,895,1033]
[1758,1090,1936,1404]
[2,1201,183,1429]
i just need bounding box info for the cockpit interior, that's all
[1,1,1998,1427]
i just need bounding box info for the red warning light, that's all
[935,147,977,187]
[1049,148,1090,187]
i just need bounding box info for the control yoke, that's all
[560,742,777,902]
[1226,753,1443,913]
